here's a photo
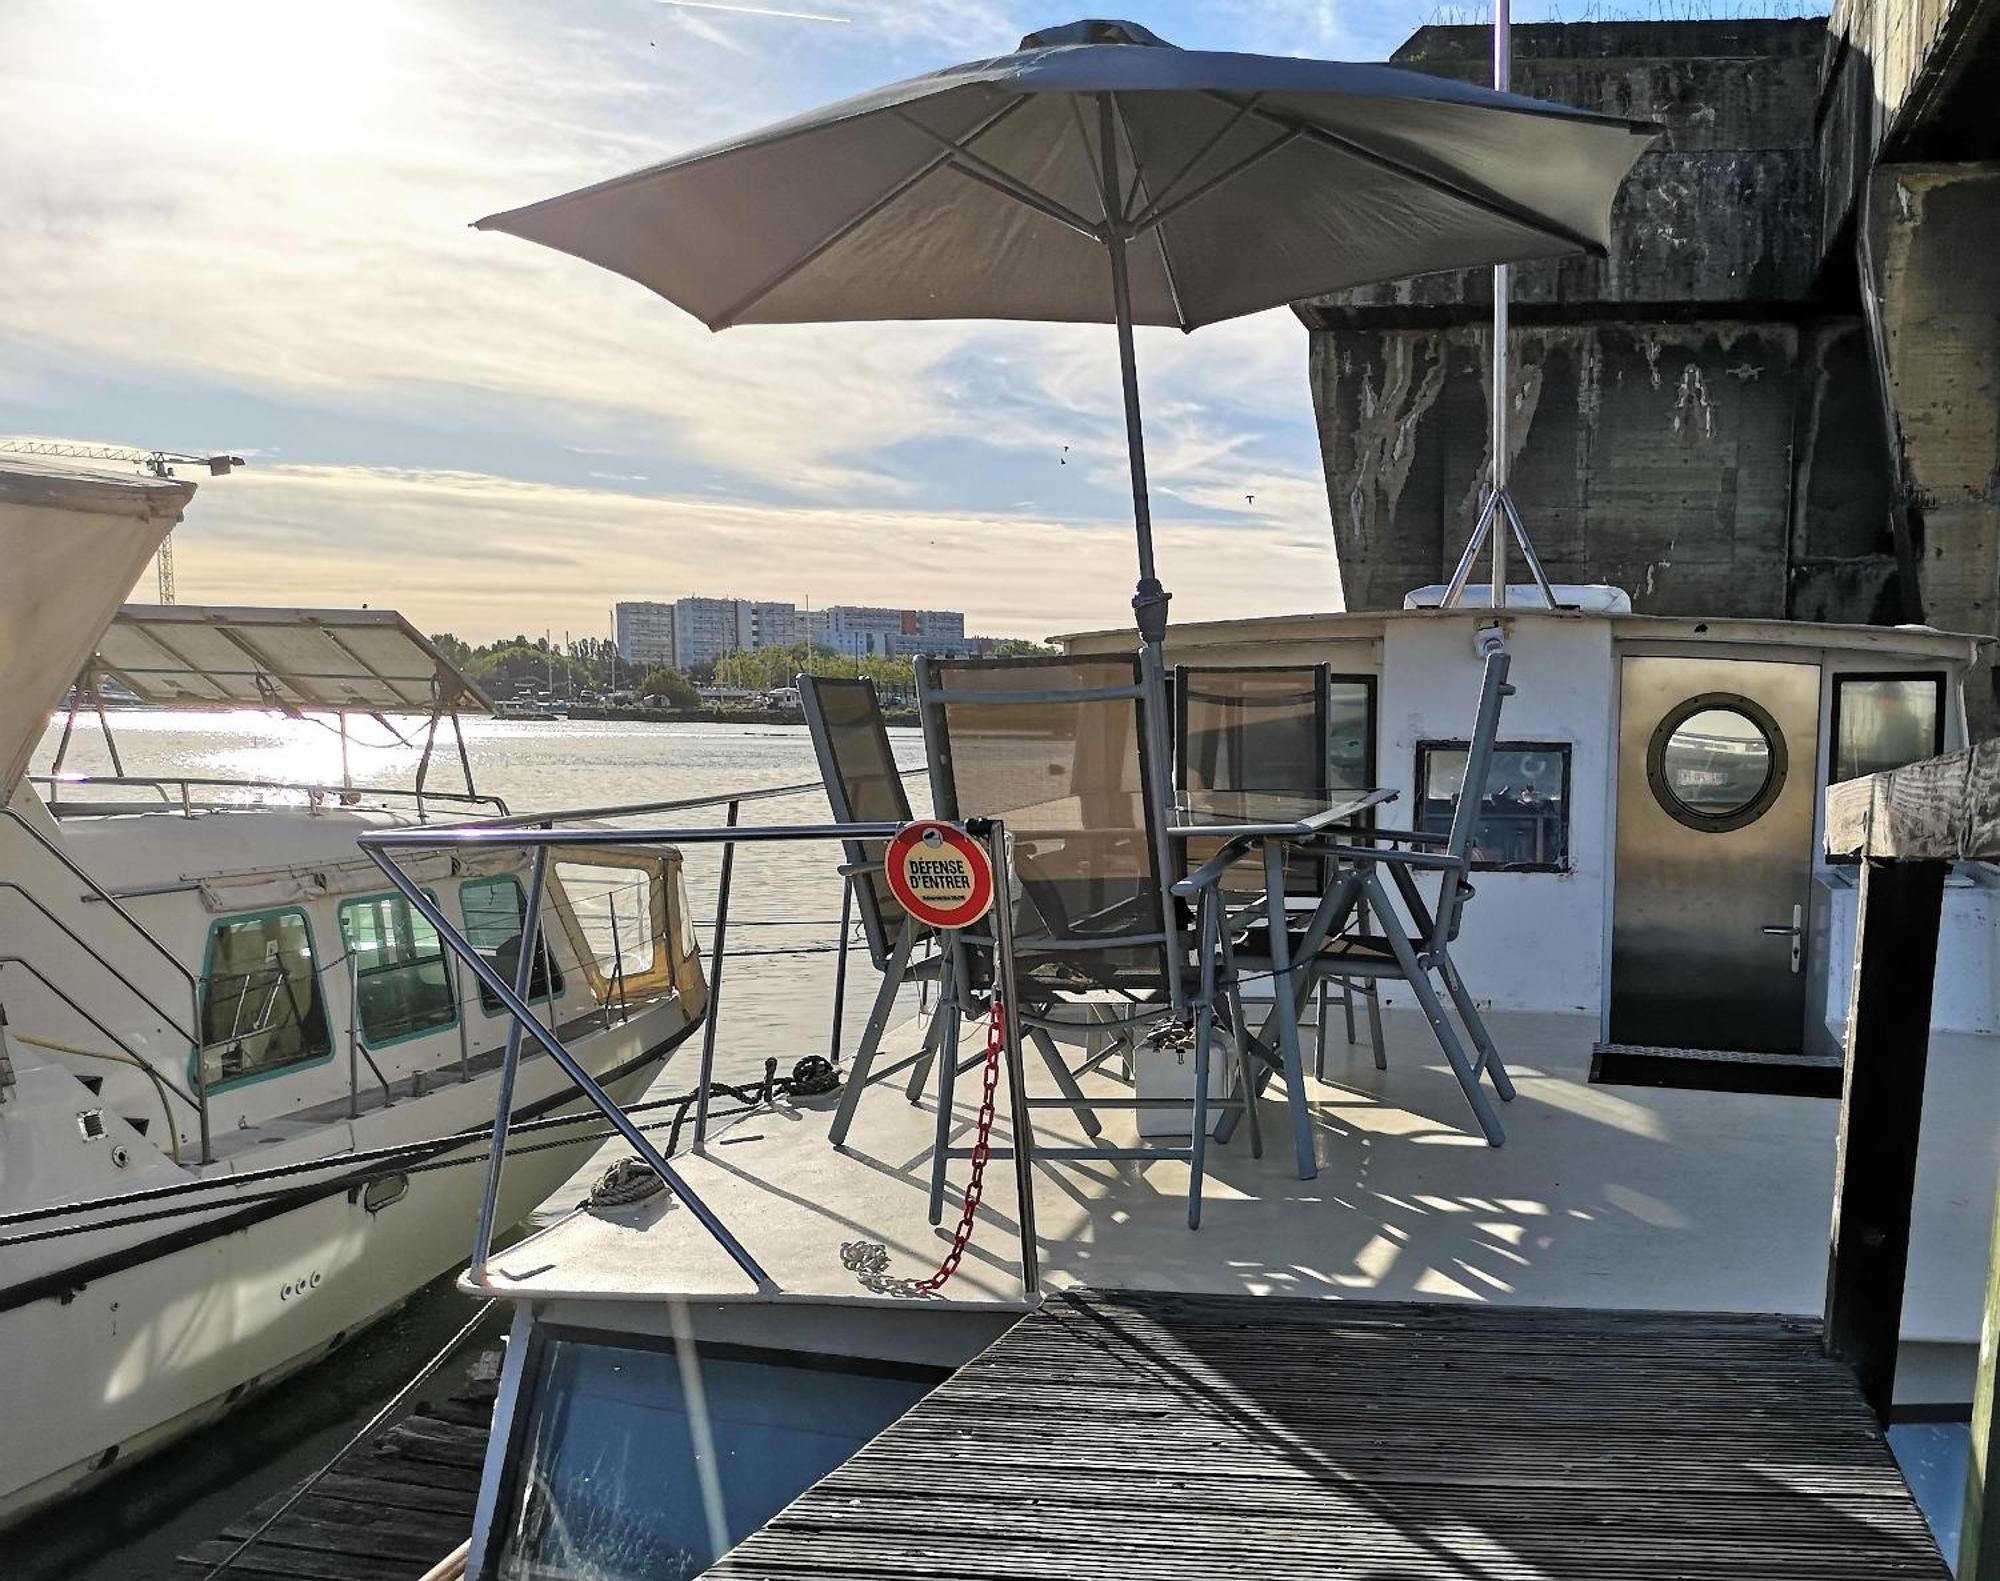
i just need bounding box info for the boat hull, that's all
[0,1001,688,1528]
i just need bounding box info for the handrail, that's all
[0,957,203,1114]
[31,773,510,818]
[0,806,211,1162]
[355,813,1038,1300]
[0,882,198,1044]
[439,767,925,833]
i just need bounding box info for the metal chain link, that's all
[840,998,1006,1298]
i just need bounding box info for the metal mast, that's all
[0,440,243,603]
[1441,0,1558,612]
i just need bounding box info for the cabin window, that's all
[1416,741,1570,872]
[337,893,457,1047]
[1646,694,1789,834]
[1831,673,1944,785]
[1328,676,1376,791]
[462,876,564,1013]
[555,861,660,983]
[198,909,331,1088]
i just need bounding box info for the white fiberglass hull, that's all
[0,1000,688,1528]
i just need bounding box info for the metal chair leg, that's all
[1341,976,1358,1044]
[1365,875,1504,1147]
[1365,980,1387,1071]
[829,922,915,1148]
[1262,842,1317,1181]
[925,972,967,1225]
[1437,950,1516,1102]
[1315,980,1331,1082]
[1029,1025,1103,1138]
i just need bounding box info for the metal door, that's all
[1609,655,1821,1055]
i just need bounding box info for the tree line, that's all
[427,632,1052,708]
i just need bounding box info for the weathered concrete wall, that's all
[1306,20,1900,622]
[1314,317,1894,616]
[1866,163,2000,717]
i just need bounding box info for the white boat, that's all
[0,465,711,1526]
[356,588,1995,1579]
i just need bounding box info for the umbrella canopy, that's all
[477,18,1656,637]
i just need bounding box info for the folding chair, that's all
[1233,648,1520,1145]
[1175,662,1385,1074]
[799,675,955,1146]
[916,651,1260,1229]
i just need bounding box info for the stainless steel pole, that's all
[1489,0,1511,615]
[985,820,1039,1295]
[692,798,740,1149]
[468,844,549,1283]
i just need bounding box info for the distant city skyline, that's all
[614,596,997,670]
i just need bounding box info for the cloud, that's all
[171,462,1343,640]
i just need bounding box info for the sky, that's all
[3,0,1558,643]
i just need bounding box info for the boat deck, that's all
[708,1288,1950,1581]
[482,1007,1997,1385]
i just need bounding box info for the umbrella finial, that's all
[1017,20,1174,51]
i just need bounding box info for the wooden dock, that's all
[175,1367,490,1581]
[711,1289,1951,1581]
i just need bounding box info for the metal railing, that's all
[29,773,510,821]
[355,811,1039,1298]
[0,806,211,1162]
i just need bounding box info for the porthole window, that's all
[1647,694,1788,832]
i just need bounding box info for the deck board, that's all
[709,1289,1950,1581]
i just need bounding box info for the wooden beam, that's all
[1824,855,1948,1422]
[1825,740,2000,861]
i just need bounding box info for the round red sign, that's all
[884,820,995,930]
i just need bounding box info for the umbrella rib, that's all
[1124,92,1264,231]
[709,98,1030,327]
[1205,91,1607,256]
[1128,128,1300,237]
[1108,92,1189,331]
[892,109,1103,239]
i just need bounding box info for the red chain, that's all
[917,1000,1006,1292]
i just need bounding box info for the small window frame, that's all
[461,874,566,1017]
[1827,670,1946,789]
[192,905,334,1093]
[1646,691,1788,835]
[1414,739,1572,874]
[337,889,459,1052]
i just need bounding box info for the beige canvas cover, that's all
[0,464,192,804]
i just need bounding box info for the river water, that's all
[15,711,928,1580]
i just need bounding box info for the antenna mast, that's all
[1440,0,1559,612]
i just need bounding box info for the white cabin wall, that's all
[1376,616,1615,1015]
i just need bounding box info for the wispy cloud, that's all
[173,463,1343,639]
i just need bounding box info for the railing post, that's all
[691,799,740,1150]
[607,894,630,1026]
[192,978,211,1164]
[982,819,1039,1295]
[346,949,362,1121]
[468,843,550,1283]
[1824,855,1948,1422]
[829,876,854,1062]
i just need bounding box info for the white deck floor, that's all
[483,1007,1999,1388]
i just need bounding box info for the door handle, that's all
[1759,905,1804,974]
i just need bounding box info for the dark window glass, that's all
[200,911,330,1085]
[1834,676,1943,784]
[338,894,456,1046]
[463,876,564,1012]
[1327,680,1373,792]
[1417,742,1570,872]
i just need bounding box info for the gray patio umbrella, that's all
[477,18,1655,643]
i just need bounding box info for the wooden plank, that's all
[710,1289,1950,1581]
[1825,740,2000,860]
[1825,857,1949,1420]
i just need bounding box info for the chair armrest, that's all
[1172,836,1262,897]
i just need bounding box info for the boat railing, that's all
[354,808,1038,1299]
[0,805,212,1163]
[28,772,510,822]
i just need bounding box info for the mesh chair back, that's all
[1176,664,1331,895]
[800,674,920,970]
[919,653,1175,994]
